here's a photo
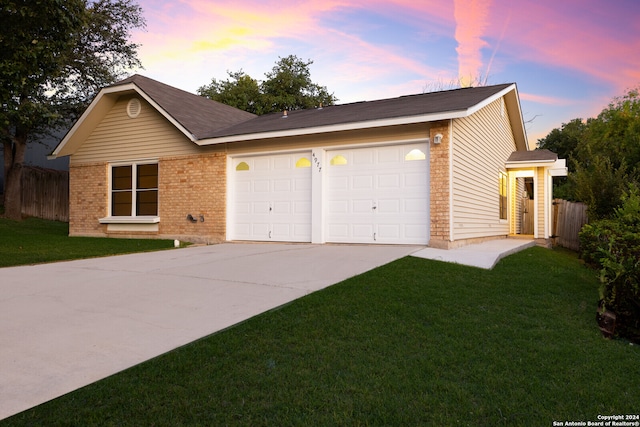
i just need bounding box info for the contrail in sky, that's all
[454,0,491,87]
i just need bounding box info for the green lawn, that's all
[0,217,176,267]
[3,244,638,426]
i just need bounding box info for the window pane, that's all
[112,166,132,190]
[330,155,347,166]
[137,190,158,216]
[112,191,132,216]
[295,157,311,168]
[137,164,158,189]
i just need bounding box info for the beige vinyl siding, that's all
[70,95,219,165]
[451,98,514,240]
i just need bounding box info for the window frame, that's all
[100,160,160,224]
[499,171,508,220]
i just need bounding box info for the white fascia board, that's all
[549,159,568,177]
[195,110,470,146]
[466,84,517,116]
[50,88,111,158]
[505,160,556,169]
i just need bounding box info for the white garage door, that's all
[326,143,429,244]
[232,152,312,242]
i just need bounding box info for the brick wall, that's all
[68,153,227,243]
[159,153,226,243]
[429,121,451,248]
[69,163,108,237]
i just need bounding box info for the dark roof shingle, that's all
[203,83,514,139]
[111,75,515,142]
[507,149,558,163]
[112,75,256,139]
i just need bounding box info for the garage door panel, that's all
[294,177,311,191]
[233,152,311,242]
[378,174,400,188]
[253,180,270,192]
[404,198,428,213]
[251,201,270,214]
[404,172,427,187]
[378,199,401,214]
[327,143,429,245]
[328,175,349,191]
[353,175,374,189]
[353,223,375,239]
[377,224,401,239]
[294,200,311,214]
[354,150,374,165]
[378,147,401,163]
[352,199,374,214]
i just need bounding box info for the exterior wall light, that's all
[433,133,443,144]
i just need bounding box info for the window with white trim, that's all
[499,171,508,220]
[111,163,158,216]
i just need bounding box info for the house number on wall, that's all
[312,152,322,172]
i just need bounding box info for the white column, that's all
[311,148,325,243]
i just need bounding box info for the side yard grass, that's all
[0,217,175,267]
[3,246,639,426]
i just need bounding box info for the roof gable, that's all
[111,75,256,138]
[51,74,255,158]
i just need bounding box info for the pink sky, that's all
[130,0,640,145]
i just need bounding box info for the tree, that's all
[1,0,145,220]
[538,86,640,219]
[198,55,337,115]
[198,70,263,115]
[537,118,587,163]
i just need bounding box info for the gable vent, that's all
[127,98,142,118]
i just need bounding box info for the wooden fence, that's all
[553,199,588,251]
[21,166,69,222]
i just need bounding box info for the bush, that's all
[579,185,640,342]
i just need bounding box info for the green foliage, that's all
[537,118,587,164]
[580,185,640,342]
[538,86,640,219]
[197,55,337,115]
[1,0,145,219]
[0,217,175,267]
[197,70,263,114]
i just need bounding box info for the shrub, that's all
[579,185,640,342]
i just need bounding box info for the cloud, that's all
[453,0,492,87]
[520,92,574,106]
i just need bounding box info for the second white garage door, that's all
[326,143,429,244]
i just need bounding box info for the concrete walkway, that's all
[412,238,536,269]
[0,238,535,420]
[0,243,416,420]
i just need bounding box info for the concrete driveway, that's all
[0,243,418,420]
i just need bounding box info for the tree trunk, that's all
[3,134,27,220]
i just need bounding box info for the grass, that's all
[0,217,176,267]
[3,244,639,426]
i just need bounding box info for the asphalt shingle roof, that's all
[111,75,514,142]
[203,83,514,139]
[507,149,558,163]
[112,75,256,139]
